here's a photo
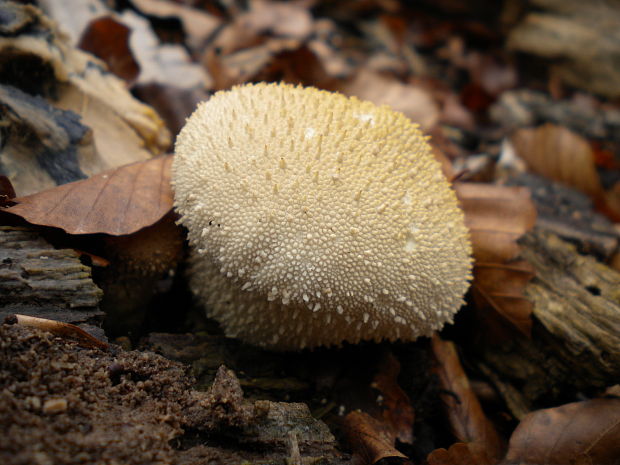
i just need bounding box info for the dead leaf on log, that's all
[502,398,620,465]
[456,183,536,338]
[342,410,409,465]
[371,351,415,445]
[431,335,505,463]
[2,155,173,236]
[78,16,140,83]
[4,314,108,350]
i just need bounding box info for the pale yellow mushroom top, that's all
[173,82,472,350]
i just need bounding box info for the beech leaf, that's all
[456,183,537,263]
[3,155,173,236]
[511,123,602,198]
[502,398,620,465]
[456,183,537,338]
[431,335,506,462]
[371,351,415,445]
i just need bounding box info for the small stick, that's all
[4,314,109,350]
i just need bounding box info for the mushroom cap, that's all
[173,82,472,350]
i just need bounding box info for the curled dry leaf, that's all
[4,314,108,350]
[502,398,620,465]
[342,410,408,465]
[3,156,173,236]
[371,351,415,445]
[431,335,505,463]
[456,183,537,338]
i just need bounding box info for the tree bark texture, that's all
[0,226,103,323]
[475,228,620,418]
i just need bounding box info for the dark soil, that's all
[0,324,345,465]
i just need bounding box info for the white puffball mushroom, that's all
[173,82,472,350]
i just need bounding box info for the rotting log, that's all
[475,228,620,418]
[0,226,103,324]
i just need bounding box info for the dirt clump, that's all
[0,324,344,464]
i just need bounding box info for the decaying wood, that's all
[507,173,619,261]
[475,228,620,417]
[491,90,620,142]
[0,226,103,324]
[0,2,170,196]
[507,0,620,98]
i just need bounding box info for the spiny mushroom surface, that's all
[173,82,472,350]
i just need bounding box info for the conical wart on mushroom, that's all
[173,82,472,350]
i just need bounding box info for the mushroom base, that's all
[189,250,458,351]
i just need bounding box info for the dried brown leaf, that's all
[502,398,620,465]
[456,183,536,338]
[428,442,494,465]
[511,123,602,198]
[342,410,408,465]
[3,156,173,236]
[78,16,140,83]
[471,262,535,338]
[431,335,505,462]
[337,70,440,131]
[371,351,415,444]
[456,183,536,263]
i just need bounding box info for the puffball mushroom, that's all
[173,82,472,350]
